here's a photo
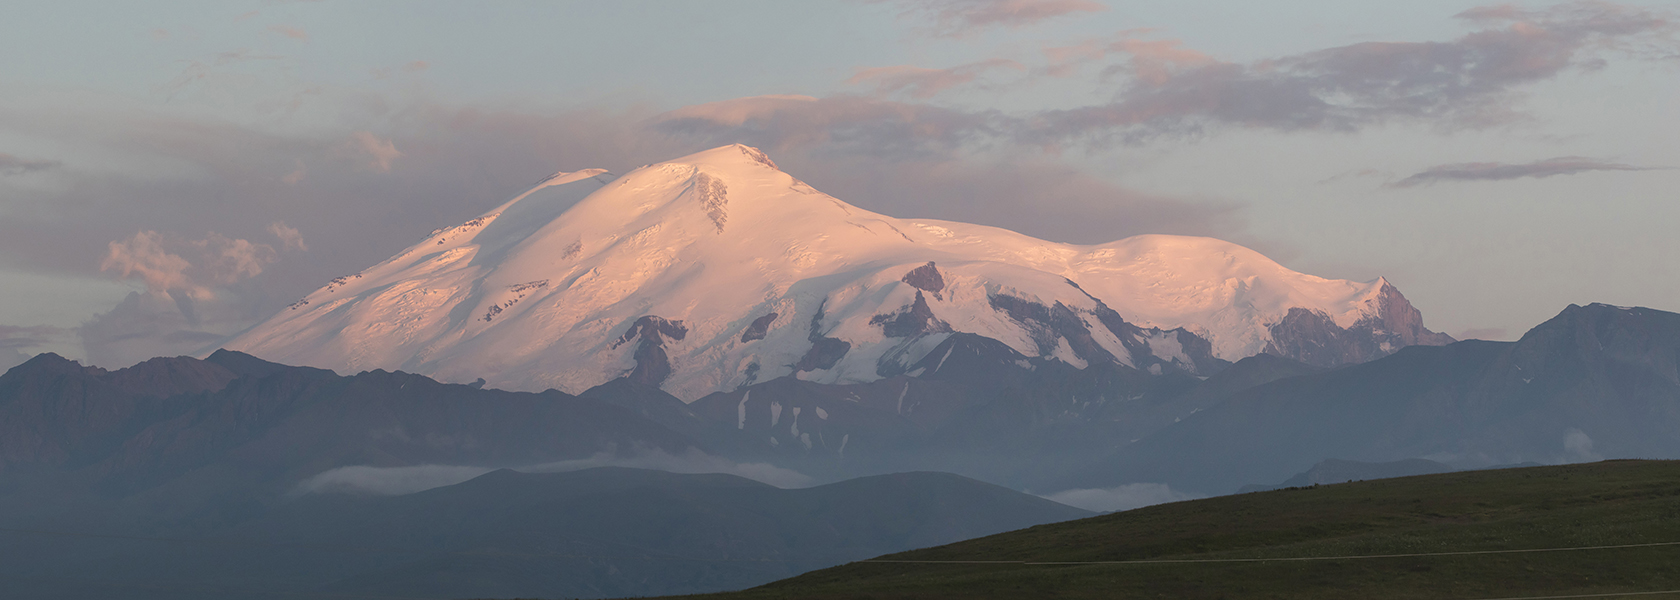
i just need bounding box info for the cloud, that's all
[525,448,814,488]
[293,448,813,496]
[295,464,494,495]
[791,155,1242,244]
[1388,156,1660,187]
[281,159,306,184]
[661,4,1677,155]
[100,231,194,293]
[655,94,997,157]
[101,230,277,293]
[346,131,403,172]
[88,231,280,366]
[0,152,61,176]
[880,0,1106,36]
[266,25,309,40]
[161,50,284,99]
[1042,482,1203,513]
[1023,2,1678,143]
[847,59,1026,99]
[1045,32,1218,83]
[1563,428,1602,462]
[371,60,429,80]
[268,221,307,252]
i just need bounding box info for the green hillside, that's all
[664,460,1680,599]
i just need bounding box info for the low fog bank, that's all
[294,448,812,496]
[1041,483,1204,513]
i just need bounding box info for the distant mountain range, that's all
[0,351,1084,599]
[1064,302,1680,494]
[4,303,1678,596]
[222,144,1450,401]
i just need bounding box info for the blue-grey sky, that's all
[1,0,1676,368]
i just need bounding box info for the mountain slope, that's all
[663,460,1680,600]
[0,350,700,524]
[223,144,1447,400]
[1070,303,1680,494]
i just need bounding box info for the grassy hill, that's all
[661,460,1680,599]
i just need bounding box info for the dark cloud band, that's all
[1390,156,1660,187]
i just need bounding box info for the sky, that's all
[0,0,1676,369]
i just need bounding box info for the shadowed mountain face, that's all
[1070,303,1680,494]
[0,350,700,524]
[0,352,1090,600]
[0,467,1088,600]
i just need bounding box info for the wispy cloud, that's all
[268,221,307,252]
[89,230,281,366]
[1023,1,1678,143]
[101,230,277,294]
[1044,31,1218,83]
[161,50,284,99]
[878,0,1106,37]
[0,325,71,371]
[664,3,1677,153]
[847,59,1025,99]
[0,152,61,175]
[294,448,814,496]
[1042,482,1203,513]
[1389,156,1661,187]
[266,24,309,40]
[371,60,429,80]
[655,94,996,157]
[345,131,403,172]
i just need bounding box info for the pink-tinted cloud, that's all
[847,59,1025,99]
[281,159,307,184]
[101,231,193,293]
[1389,156,1662,187]
[268,221,308,252]
[880,0,1106,36]
[267,25,309,40]
[100,230,277,294]
[1023,1,1677,143]
[346,131,403,172]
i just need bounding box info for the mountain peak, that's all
[667,144,780,172]
[224,147,1448,400]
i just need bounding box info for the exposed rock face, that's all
[740,313,779,343]
[614,316,688,385]
[900,261,946,299]
[987,289,1229,375]
[871,291,951,338]
[1264,281,1454,368]
[797,302,851,372]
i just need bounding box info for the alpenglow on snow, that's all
[223,145,1450,400]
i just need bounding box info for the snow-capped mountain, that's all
[223,145,1449,400]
